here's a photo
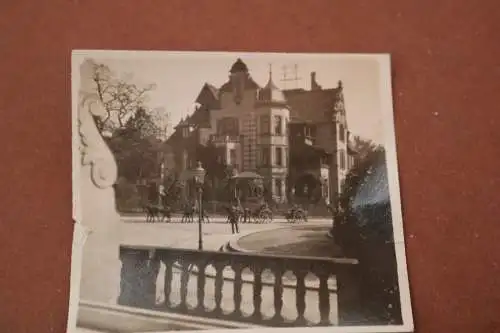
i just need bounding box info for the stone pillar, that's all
[76,58,121,305]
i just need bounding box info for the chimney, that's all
[310,72,321,90]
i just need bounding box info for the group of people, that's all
[178,200,242,235]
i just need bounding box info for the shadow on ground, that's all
[236,225,342,259]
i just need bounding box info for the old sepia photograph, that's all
[71,51,413,333]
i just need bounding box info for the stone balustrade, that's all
[210,134,241,144]
[118,246,360,327]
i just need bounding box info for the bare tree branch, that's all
[88,60,157,134]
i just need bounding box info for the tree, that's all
[107,108,163,184]
[352,135,380,161]
[89,60,156,132]
[339,145,386,213]
[124,107,161,138]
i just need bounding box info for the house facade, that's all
[163,59,356,205]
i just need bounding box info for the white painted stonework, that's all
[75,58,121,306]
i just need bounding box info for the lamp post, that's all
[191,161,206,250]
[158,162,165,207]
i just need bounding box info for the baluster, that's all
[144,254,161,307]
[252,266,263,321]
[295,270,307,325]
[118,249,135,306]
[196,263,206,313]
[214,263,224,315]
[163,259,173,309]
[272,268,284,323]
[318,272,331,325]
[233,264,243,318]
[179,261,190,312]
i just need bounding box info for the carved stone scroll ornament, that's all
[78,92,118,189]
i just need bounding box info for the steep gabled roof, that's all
[187,106,210,128]
[219,58,260,93]
[257,74,287,106]
[206,83,219,97]
[284,88,341,122]
[195,83,220,105]
[230,58,249,73]
[219,76,260,92]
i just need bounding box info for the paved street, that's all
[119,215,332,250]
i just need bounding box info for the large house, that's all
[163,58,356,205]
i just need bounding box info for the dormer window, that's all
[182,127,190,138]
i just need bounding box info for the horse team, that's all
[142,202,308,224]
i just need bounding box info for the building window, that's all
[339,124,345,142]
[304,125,310,138]
[283,148,288,166]
[274,115,282,135]
[275,147,283,166]
[217,117,239,136]
[260,115,270,135]
[182,127,189,138]
[339,149,346,170]
[275,178,283,197]
[183,150,189,168]
[229,149,237,166]
[261,147,270,166]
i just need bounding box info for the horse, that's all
[143,204,160,223]
[159,206,172,223]
[181,203,195,223]
[144,204,172,223]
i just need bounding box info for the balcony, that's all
[210,134,241,145]
[118,245,360,328]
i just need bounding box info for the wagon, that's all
[285,205,308,223]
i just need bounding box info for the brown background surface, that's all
[0,1,499,332]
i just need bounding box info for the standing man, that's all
[228,203,240,234]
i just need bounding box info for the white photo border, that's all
[69,50,414,333]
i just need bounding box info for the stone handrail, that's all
[118,245,360,327]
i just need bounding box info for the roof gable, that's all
[195,83,220,107]
[284,88,340,122]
